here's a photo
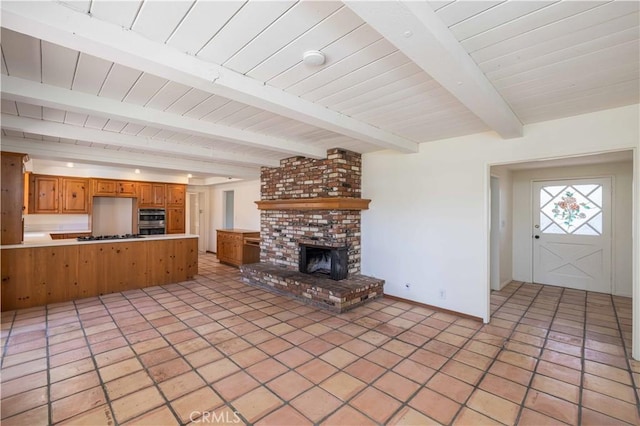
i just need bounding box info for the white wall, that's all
[361,104,639,327]
[208,179,261,251]
[511,161,633,296]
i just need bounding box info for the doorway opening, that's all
[488,149,635,357]
[223,190,234,229]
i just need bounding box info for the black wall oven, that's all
[138,209,165,235]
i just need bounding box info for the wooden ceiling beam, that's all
[1,114,279,168]
[2,76,320,159]
[345,1,523,139]
[1,1,419,153]
[0,136,259,179]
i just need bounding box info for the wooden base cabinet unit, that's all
[216,229,260,267]
[0,236,198,311]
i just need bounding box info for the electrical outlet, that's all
[439,289,446,300]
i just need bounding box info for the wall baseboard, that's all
[383,294,483,323]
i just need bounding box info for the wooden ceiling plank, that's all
[471,2,639,65]
[197,1,296,65]
[223,1,342,74]
[302,51,410,102]
[1,100,18,116]
[435,1,503,27]
[247,6,363,82]
[41,41,78,89]
[63,111,88,127]
[72,53,113,95]
[486,27,640,82]
[0,28,41,81]
[145,81,191,111]
[345,0,522,138]
[90,0,143,30]
[15,102,42,120]
[102,119,127,133]
[451,1,555,41]
[286,38,397,96]
[164,89,211,115]
[2,1,418,152]
[319,63,424,109]
[1,114,279,168]
[492,40,639,90]
[120,123,146,136]
[167,0,246,54]
[0,136,259,179]
[99,64,143,101]
[267,24,380,89]
[131,0,194,43]
[478,13,640,75]
[181,96,231,120]
[122,73,169,106]
[2,75,325,158]
[461,1,608,54]
[83,115,109,130]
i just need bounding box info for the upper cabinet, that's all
[92,179,138,197]
[30,175,59,213]
[138,183,166,208]
[166,184,185,207]
[27,174,89,214]
[61,178,90,214]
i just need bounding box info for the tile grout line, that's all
[610,293,640,411]
[471,281,546,425]
[0,310,17,369]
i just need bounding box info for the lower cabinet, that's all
[216,229,259,267]
[166,207,185,234]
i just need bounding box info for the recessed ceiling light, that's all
[302,50,325,66]
[66,162,74,168]
[134,169,141,174]
[187,173,193,178]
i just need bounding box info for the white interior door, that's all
[532,178,612,292]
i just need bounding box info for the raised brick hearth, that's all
[240,263,384,313]
[240,148,384,312]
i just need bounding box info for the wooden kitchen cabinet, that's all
[29,175,59,213]
[61,178,89,213]
[166,207,185,234]
[216,229,260,267]
[27,175,89,214]
[1,152,26,245]
[166,184,185,206]
[92,179,138,197]
[138,182,166,207]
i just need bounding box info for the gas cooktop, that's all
[77,234,144,241]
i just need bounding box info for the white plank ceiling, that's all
[1,0,638,180]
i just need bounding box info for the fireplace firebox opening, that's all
[299,243,348,281]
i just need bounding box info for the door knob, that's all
[534,235,540,239]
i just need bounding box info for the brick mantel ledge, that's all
[255,197,371,211]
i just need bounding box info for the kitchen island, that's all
[1,234,198,311]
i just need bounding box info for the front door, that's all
[532,178,611,292]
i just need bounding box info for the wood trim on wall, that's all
[255,197,371,211]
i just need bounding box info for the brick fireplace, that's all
[240,148,384,312]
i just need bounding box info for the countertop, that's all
[2,233,198,249]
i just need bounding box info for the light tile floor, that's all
[1,253,639,425]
